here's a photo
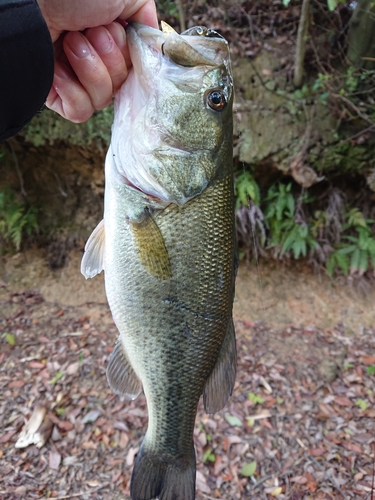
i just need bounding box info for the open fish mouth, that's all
[129,21,230,68]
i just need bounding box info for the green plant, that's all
[156,0,178,17]
[203,449,215,464]
[0,188,38,253]
[264,183,319,259]
[248,392,265,405]
[355,398,367,411]
[327,209,375,276]
[235,171,261,208]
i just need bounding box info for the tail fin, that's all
[130,442,196,500]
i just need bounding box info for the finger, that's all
[46,60,95,122]
[105,22,131,70]
[63,31,113,110]
[85,24,128,92]
[119,0,158,29]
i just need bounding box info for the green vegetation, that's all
[240,461,257,477]
[23,107,113,148]
[327,210,375,276]
[0,188,38,253]
[248,392,265,405]
[235,173,375,278]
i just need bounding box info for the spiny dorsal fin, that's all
[81,219,105,279]
[106,337,143,400]
[131,213,171,280]
[203,319,237,414]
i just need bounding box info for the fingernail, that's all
[95,29,114,54]
[115,26,126,48]
[67,32,92,59]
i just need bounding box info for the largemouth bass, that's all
[81,21,236,500]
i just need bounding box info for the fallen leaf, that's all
[334,396,353,407]
[82,409,102,424]
[119,432,129,449]
[271,486,283,496]
[240,461,257,477]
[362,356,375,365]
[49,450,61,470]
[308,447,325,456]
[5,333,15,345]
[66,362,80,375]
[126,446,139,467]
[196,470,210,494]
[224,414,242,427]
[86,480,100,487]
[0,429,18,443]
[28,361,45,369]
[8,380,26,389]
[14,486,27,495]
[15,405,46,448]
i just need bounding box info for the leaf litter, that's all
[1,288,374,500]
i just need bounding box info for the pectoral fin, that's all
[131,213,171,280]
[203,319,237,414]
[106,337,142,400]
[81,219,105,279]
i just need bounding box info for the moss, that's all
[21,106,114,149]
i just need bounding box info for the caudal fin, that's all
[130,442,196,500]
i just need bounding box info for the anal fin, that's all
[131,212,171,280]
[81,219,105,279]
[107,337,142,400]
[203,319,237,414]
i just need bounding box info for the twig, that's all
[333,92,375,126]
[176,0,186,33]
[252,469,294,490]
[294,0,310,88]
[40,492,94,499]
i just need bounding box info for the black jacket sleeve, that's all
[0,0,54,141]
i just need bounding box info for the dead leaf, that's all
[0,429,18,443]
[66,362,80,375]
[126,447,139,467]
[362,356,375,365]
[49,449,61,470]
[82,409,102,424]
[15,405,46,448]
[196,470,210,494]
[334,396,353,407]
[119,432,129,449]
[8,380,26,389]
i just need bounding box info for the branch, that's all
[294,0,310,88]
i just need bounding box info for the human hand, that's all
[37,0,158,123]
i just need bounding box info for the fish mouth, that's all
[127,22,230,71]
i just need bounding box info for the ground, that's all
[0,249,375,500]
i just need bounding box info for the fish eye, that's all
[206,90,226,111]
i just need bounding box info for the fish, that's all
[81,21,236,500]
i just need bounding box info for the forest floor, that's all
[0,249,375,500]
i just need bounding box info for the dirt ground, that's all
[1,249,375,499]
